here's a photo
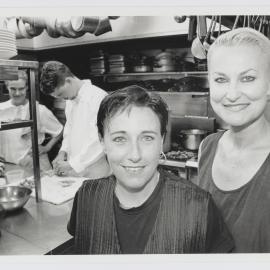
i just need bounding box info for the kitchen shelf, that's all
[159,158,198,169]
[0,59,39,81]
[0,120,33,131]
[159,159,186,168]
[0,60,41,202]
[92,71,208,83]
[156,91,209,96]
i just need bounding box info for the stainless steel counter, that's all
[0,197,73,255]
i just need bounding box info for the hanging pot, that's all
[55,17,85,38]
[45,18,60,38]
[94,17,112,36]
[71,16,100,33]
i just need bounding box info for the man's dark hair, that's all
[40,61,74,95]
[97,85,169,138]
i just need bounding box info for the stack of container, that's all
[108,54,126,73]
[89,51,106,74]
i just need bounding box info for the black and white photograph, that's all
[1,0,270,269]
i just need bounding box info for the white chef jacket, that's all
[0,100,63,165]
[60,80,108,174]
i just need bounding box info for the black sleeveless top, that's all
[68,169,234,254]
[198,132,270,252]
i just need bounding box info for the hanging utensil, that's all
[198,16,207,38]
[247,15,251,28]
[218,15,222,37]
[258,16,263,32]
[188,16,197,42]
[253,15,260,29]
[191,16,207,59]
[232,15,240,30]
[210,15,217,42]
[203,16,214,51]
[267,19,270,39]
[260,16,264,34]
[263,16,267,36]
[243,15,246,27]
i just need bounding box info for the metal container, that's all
[0,186,32,212]
[179,129,208,151]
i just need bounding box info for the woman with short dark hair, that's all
[67,85,234,254]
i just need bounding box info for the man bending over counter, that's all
[40,61,111,179]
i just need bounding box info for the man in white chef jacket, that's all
[40,61,111,178]
[0,70,63,173]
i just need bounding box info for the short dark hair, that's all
[5,69,28,88]
[97,85,169,138]
[40,61,74,95]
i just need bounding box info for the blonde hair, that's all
[207,27,270,69]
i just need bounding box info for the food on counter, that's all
[20,178,35,189]
[165,150,197,161]
[167,76,205,92]
[59,179,76,188]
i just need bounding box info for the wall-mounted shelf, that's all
[92,71,208,83]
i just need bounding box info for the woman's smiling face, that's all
[100,105,163,194]
[208,45,270,128]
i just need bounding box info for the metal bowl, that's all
[0,186,32,212]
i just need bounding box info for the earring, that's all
[160,151,167,160]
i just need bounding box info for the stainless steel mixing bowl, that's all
[0,186,32,211]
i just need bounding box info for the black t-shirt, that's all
[113,176,165,254]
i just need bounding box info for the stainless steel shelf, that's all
[0,60,41,202]
[0,60,39,81]
[159,159,186,168]
[92,71,208,83]
[0,120,33,131]
[0,59,39,69]
[156,91,209,96]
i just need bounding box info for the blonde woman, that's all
[198,28,270,252]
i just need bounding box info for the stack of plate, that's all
[0,28,17,59]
